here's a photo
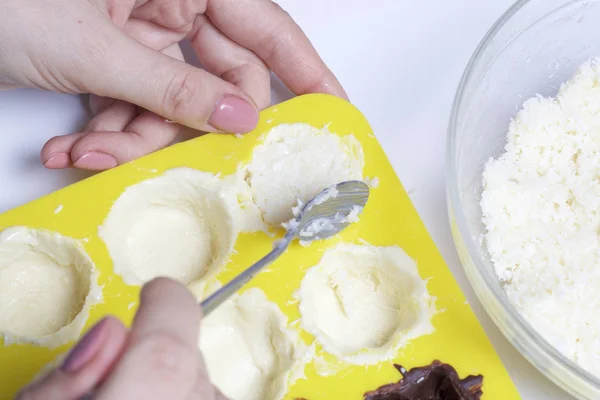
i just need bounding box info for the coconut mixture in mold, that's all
[199,288,307,400]
[99,168,239,292]
[0,227,101,348]
[244,122,365,226]
[0,122,440,400]
[298,243,435,364]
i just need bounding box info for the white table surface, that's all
[0,1,574,398]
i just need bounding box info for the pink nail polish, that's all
[208,96,258,134]
[73,151,118,170]
[44,153,70,169]
[61,319,108,373]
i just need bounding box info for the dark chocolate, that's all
[364,361,483,400]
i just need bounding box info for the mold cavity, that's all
[199,288,306,400]
[298,243,435,364]
[244,123,364,226]
[0,227,101,347]
[99,168,236,288]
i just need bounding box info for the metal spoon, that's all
[200,180,370,316]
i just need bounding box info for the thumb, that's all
[16,369,86,400]
[16,317,127,400]
[83,27,259,134]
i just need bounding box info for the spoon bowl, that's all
[296,181,370,242]
[200,180,370,316]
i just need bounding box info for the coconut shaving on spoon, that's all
[200,180,370,315]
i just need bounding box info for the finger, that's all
[183,363,222,400]
[71,44,184,169]
[207,0,348,99]
[100,16,188,117]
[40,100,137,169]
[84,41,186,128]
[42,98,131,168]
[130,278,201,348]
[189,15,270,109]
[123,17,187,50]
[125,14,270,109]
[40,132,84,169]
[105,0,137,28]
[82,25,259,134]
[16,318,127,400]
[85,101,139,132]
[183,340,220,400]
[131,0,204,32]
[89,95,113,115]
[95,278,202,400]
[184,384,227,400]
[67,111,181,169]
[42,44,185,170]
[161,41,186,62]
[72,44,183,169]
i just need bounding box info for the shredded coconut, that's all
[481,58,600,376]
[364,177,380,189]
[313,185,339,206]
[281,218,300,232]
[343,205,363,223]
[300,217,337,237]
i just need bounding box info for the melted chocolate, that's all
[364,361,483,400]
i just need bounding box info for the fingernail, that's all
[73,151,118,170]
[208,95,258,134]
[61,319,108,373]
[44,153,70,169]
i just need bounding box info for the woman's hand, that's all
[1,0,346,170]
[17,278,225,400]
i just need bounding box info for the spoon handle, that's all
[200,233,293,316]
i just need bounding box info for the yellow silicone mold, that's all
[0,94,520,399]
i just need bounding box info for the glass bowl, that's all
[447,0,600,398]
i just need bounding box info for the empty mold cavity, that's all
[199,288,307,400]
[0,227,101,348]
[243,123,364,226]
[99,168,236,289]
[298,243,435,364]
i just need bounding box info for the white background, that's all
[0,1,573,398]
